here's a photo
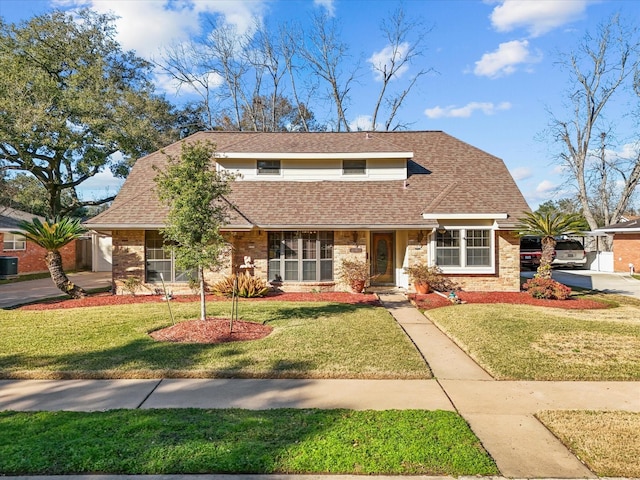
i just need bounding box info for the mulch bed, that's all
[409,291,608,310]
[149,318,273,344]
[19,291,381,311]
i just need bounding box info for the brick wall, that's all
[0,232,77,274]
[110,228,522,295]
[112,229,234,295]
[612,233,640,273]
[448,231,521,292]
[111,230,144,294]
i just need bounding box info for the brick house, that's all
[85,131,530,294]
[595,219,640,274]
[0,206,78,274]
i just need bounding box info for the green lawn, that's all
[0,408,498,475]
[0,301,430,379]
[426,301,640,380]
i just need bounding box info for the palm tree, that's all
[13,217,88,299]
[516,211,588,279]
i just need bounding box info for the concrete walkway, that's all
[0,293,638,479]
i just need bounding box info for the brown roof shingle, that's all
[86,131,530,230]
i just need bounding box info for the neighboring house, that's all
[594,219,640,274]
[0,206,78,274]
[85,131,531,294]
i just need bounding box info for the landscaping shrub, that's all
[212,272,270,297]
[404,264,459,293]
[523,276,571,300]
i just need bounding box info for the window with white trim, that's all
[268,231,333,282]
[3,233,26,251]
[257,160,280,175]
[145,231,195,283]
[435,228,493,271]
[342,159,366,175]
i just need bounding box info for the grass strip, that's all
[537,410,640,478]
[426,303,640,380]
[0,408,497,475]
[0,301,430,379]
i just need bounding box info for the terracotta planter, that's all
[414,282,430,294]
[351,280,366,293]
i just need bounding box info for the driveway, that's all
[0,271,112,309]
[522,269,640,298]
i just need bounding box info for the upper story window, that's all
[343,159,366,175]
[3,233,26,251]
[434,228,493,272]
[257,160,281,175]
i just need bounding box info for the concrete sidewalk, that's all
[0,293,638,479]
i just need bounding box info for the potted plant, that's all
[404,263,432,294]
[338,258,371,293]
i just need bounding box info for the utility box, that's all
[0,257,18,279]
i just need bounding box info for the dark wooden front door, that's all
[371,232,394,285]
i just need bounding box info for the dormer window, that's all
[257,160,280,175]
[343,159,366,175]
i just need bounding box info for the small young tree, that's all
[154,141,236,321]
[516,211,588,279]
[14,217,87,298]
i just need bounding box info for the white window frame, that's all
[2,232,26,251]
[430,226,495,274]
[257,159,281,176]
[144,231,195,283]
[342,159,367,176]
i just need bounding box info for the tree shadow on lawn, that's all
[257,302,374,324]
[0,337,317,380]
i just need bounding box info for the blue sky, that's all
[1,0,638,209]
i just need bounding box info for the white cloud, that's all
[349,115,380,131]
[314,0,335,17]
[424,101,511,119]
[474,40,542,78]
[154,69,225,99]
[511,166,533,181]
[368,42,410,82]
[535,179,558,194]
[490,0,589,37]
[76,168,124,201]
[55,0,266,60]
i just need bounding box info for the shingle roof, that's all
[86,131,530,230]
[0,206,44,231]
[595,219,640,233]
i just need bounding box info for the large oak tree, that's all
[0,10,181,217]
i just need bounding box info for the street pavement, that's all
[0,273,638,479]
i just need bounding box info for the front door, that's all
[371,232,394,285]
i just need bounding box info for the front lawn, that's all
[0,408,498,475]
[426,301,640,380]
[0,301,430,379]
[537,410,640,478]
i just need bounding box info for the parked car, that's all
[520,236,542,270]
[552,239,587,269]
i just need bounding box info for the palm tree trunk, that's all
[45,250,87,299]
[537,237,556,279]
